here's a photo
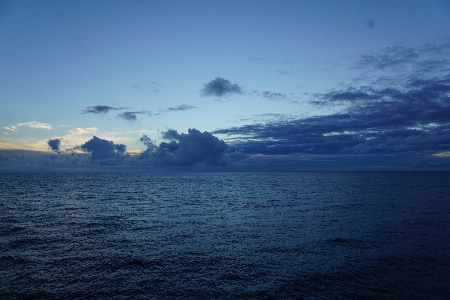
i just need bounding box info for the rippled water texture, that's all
[1,172,450,299]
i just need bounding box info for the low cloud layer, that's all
[201,77,243,97]
[139,128,228,166]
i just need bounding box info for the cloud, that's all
[353,37,450,79]
[82,105,121,114]
[215,77,450,155]
[3,121,52,133]
[249,90,296,103]
[68,127,98,135]
[139,128,228,166]
[214,38,450,157]
[117,111,151,121]
[118,112,138,120]
[200,77,243,97]
[3,125,18,133]
[249,90,288,100]
[47,138,61,153]
[78,136,127,165]
[165,104,197,112]
[262,91,286,100]
[353,46,419,71]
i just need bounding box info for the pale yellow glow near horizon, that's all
[0,138,146,154]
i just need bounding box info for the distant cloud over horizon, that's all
[139,128,228,166]
[200,77,243,97]
[77,136,127,165]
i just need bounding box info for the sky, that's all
[1,0,450,171]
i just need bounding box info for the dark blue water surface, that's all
[1,172,450,299]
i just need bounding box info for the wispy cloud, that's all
[258,91,287,100]
[82,105,122,114]
[164,104,197,112]
[117,111,151,121]
[352,36,450,81]
[3,121,52,134]
[117,105,196,121]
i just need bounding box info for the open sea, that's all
[1,171,449,299]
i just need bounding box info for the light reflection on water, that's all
[1,172,450,299]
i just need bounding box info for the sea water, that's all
[1,172,449,299]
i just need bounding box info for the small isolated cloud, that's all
[82,105,121,114]
[166,104,197,112]
[3,121,52,133]
[117,111,151,121]
[47,138,61,153]
[68,127,98,135]
[139,128,228,166]
[78,136,127,165]
[200,77,243,97]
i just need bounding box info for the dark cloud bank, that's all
[216,76,450,156]
[139,129,228,166]
[211,38,450,169]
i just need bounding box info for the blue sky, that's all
[1,0,450,170]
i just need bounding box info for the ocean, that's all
[1,171,449,299]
